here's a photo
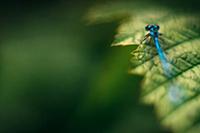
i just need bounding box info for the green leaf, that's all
[87,1,200,133]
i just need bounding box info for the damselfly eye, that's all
[145,24,151,31]
[156,24,160,30]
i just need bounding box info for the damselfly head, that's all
[145,24,160,31]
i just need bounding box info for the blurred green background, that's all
[0,0,199,133]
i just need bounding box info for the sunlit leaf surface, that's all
[87,1,200,132]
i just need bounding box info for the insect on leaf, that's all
[87,1,200,133]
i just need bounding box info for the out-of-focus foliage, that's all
[87,1,200,133]
[0,0,170,133]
